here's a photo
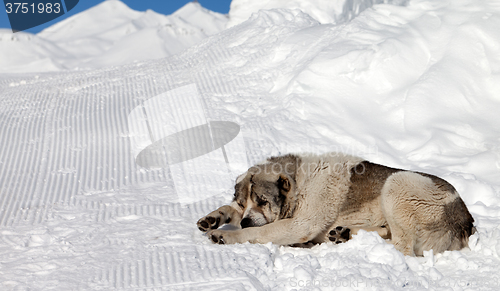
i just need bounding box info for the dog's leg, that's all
[381,201,417,256]
[207,218,324,245]
[384,226,416,256]
[197,204,242,232]
[327,225,391,244]
[380,172,424,256]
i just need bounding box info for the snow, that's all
[227,0,409,27]
[1,0,500,290]
[0,0,228,72]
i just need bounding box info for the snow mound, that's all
[228,0,409,26]
[0,0,500,290]
[0,29,67,72]
[0,0,228,72]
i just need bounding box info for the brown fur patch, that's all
[264,154,302,219]
[340,161,401,214]
[234,180,250,207]
[267,154,301,180]
[444,198,475,241]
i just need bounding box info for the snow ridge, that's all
[0,1,228,72]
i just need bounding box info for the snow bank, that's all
[228,0,409,26]
[0,0,228,72]
[0,0,500,290]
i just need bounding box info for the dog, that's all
[197,152,475,256]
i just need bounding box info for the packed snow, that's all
[1,0,500,290]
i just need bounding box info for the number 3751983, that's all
[6,2,61,14]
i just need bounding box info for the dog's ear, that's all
[277,173,296,219]
[277,174,291,192]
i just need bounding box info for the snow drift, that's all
[0,0,228,72]
[0,0,500,290]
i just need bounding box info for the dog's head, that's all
[232,162,298,228]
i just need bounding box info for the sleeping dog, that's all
[197,153,474,256]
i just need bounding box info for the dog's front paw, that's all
[328,226,351,244]
[207,229,240,245]
[208,230,226,244]
[197,213,223,232]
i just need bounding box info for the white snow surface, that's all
[1,0,500,290]
[0,0,228,72]
[227,0,409,27]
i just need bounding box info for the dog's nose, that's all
[240,217,253,228]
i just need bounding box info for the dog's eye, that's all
[238,202,245,209]
[256,196,268,206]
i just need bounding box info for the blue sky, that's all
[1,0,232,34]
